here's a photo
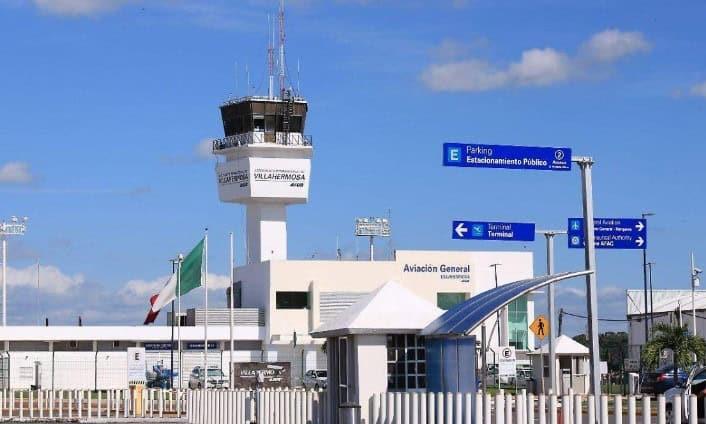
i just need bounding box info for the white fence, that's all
[0,388,185,419]
[188,389,328,424]
[370,391,698,424]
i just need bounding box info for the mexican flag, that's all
[143,238,205,325]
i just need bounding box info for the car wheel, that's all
[314,384,319,390]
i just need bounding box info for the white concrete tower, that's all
[213,94,311,263]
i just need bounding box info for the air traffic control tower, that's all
[212,2,311,263]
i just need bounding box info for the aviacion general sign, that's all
[443,143,571,171]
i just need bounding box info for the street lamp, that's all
[1,215,29,326]
[691,253,702,337]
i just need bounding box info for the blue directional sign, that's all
[567,218,647,250]
[453,221,536,242]
[443,143,572,171]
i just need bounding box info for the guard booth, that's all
[528,335,590,395]
[310,281,443,424]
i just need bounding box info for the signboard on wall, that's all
[127,347,146,383]
[231,362,291,389]
[217,157,311,203]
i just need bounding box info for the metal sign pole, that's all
[575,156,601,421]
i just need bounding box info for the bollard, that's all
[573,395,582,424]
[437,392,445,424]
[527,394,535,424]
[561,395,570,424]
[689,395,697,424]
[601,395,609,424]
[587,396,595,424]
[49,390,54,418]
[615,395,623,424]
[19,391,24,419]
[411,392,420,424]
[483,393,492,424]
[628,396,637,424]
[644,396,651,424]
[159,389,164,418]
[88,390,93,418]
[67,390,72,419]
[29,390,34,419]
[428,392,435,424]
[77,391,82,419]
[496,394,505,424]
[538,395,546,424]
[506,394,513,424]
[549,395,557,424]
[657,396,665,424]
[39,389,44,418]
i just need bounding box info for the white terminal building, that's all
[0,18,538,391]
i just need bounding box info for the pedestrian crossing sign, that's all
[529,315,549,340]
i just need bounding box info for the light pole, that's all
[647,261,655,331]
[691,253,702,337]
[641,212,654,343]
[489,263,502,389]
[1,216,29,326]
[536,229,566,395]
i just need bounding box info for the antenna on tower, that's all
[246,64,251,96]
[235,61,239,93]
[297,58,301,95]
[267,14,275,99]
[278,0,287,97]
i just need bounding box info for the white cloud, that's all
[32,0,135,16]
[580,29,651,63]
[689,81,706,98]
[422,29,650,92]
[194,138,215,160]
[7,264,84,294]
[0,161,33,184]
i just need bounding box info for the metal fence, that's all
[188,389,327,424]
[0,388,185,419]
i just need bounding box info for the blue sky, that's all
[1,0,705,336]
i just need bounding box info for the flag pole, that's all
[177,253,183,391]
[170,259,176,390]
[203,228,208,389]
[229,231,234,388]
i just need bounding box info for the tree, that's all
[572,332,628,372]
[642,323,706,385]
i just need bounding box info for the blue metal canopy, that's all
[421,270,592,337]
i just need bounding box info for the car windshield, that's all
[315,371,327,377]
[206,369,223,377]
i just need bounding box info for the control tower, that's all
[213,1,312,263]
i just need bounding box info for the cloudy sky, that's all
[1,0,705,335]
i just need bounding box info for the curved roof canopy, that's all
[421,271,592,337]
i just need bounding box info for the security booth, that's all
[310,281,443,424]
[528,335,590,395]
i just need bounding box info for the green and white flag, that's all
[179,237,204,296]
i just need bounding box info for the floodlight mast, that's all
[354,217,391,261]
[1,216,29,326]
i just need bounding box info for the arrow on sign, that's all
[636,221,645,232]
[455,222,468,238]
[636,237,645,247]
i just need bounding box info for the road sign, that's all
[443,143,572,171]
[624,358,639,372]
[452,221,536,241]
[127,347,146,384]
[567,218,647,250]
[529,315,549,340]
[498,346,517,377]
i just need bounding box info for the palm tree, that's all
[642,323,706,385]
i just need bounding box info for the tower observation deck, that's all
[213,88,314,267]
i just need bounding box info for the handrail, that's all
[212,133,313,151]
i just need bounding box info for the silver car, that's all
[188,366,229,389]
[303,369,327,390]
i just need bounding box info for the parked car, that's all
[664,367,705,424]
[642,365,689,394]
[303,369,327,389]
[188,366,229,389]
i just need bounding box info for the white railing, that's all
[370,391,697,424]
[0,388,186,419]
[188,388,327,424]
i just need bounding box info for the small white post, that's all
[496,394,505,424]
[19,390,24,419]
[538,395,546,424]
[574,395,582,424]
[673,396,681,424]
[8,390,13,419]
[49,390,54,418]
[587,396,595,424]
[39,389,44,418]
[615,395,624,424]
[527,394,535,424]
[67,390,72,419]
[437,392,444,424]
[29,390,34,419]
[97,390,102,418]
[454,392,462,424]
[88,390,92,418]
[159,389,164,418]
[600,395,609,424]
[428,392,435,424]
[58,390,63,418]
[561,395,570,424]
[484,393,492,424]
[516,393,524,424]
[689,395,697,424]
[643,396,651,424]
[549,395,557,424]
[657,396,665,424]
[628,396,637,424]
[506,394,513,424]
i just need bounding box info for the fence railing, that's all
[0,388,185,419]
[370,391,696,424]
[188,389,327,424]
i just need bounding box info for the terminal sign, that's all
[452,221,535,242]
[567,218,647,250]
[443,143,572,171]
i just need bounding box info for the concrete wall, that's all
[354,335,388,422]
